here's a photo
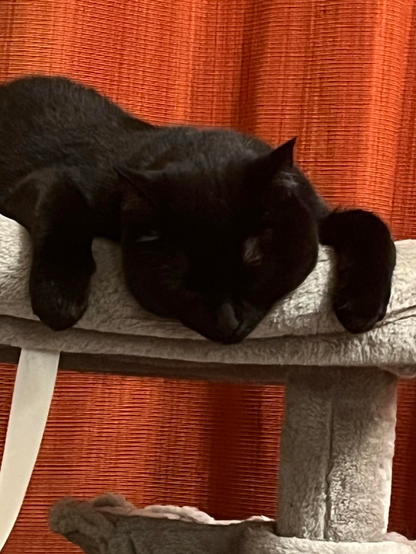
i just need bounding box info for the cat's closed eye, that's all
[137,231,160,243]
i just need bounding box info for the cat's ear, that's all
[249,137,297,187]
[266,137,296,172]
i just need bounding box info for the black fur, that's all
[0,76,396,342]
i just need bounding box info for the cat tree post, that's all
[277,366,398,542]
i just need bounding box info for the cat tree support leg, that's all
[277,367,397,542]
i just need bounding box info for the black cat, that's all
[0,76,396,343]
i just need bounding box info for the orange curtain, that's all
[1,0,416,551]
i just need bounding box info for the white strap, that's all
[0,348,59,550]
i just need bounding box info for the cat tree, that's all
[0,213,415,553]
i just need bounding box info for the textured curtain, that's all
[0,0,416,551]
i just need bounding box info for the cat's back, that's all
[0,75,126,128]
[0,76,153,181]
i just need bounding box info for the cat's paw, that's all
[30,256,95,331]
[30,276,90,331]
[332,287,389,334]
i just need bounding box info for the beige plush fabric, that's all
[278,367,398,543]
[243,532,416,554]
[0,215,415,375]
[50,494,416,554]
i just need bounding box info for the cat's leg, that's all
[23,168,96,331]
[319,209,396,333]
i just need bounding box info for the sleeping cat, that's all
[0,76,396,343]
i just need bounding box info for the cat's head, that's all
[117,131,318,343]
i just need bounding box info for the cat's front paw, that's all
[333,288,389,334]
[29,256,95,331]
[30,276,90,331]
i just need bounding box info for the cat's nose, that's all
[216,301,241,337]
[215,300,266,344]
[215,300,251,344]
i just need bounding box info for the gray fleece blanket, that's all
[0,214,415,374]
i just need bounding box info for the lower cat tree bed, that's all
[0,214,415,553]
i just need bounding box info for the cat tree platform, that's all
[0,213,415,553]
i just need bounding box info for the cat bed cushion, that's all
[0,213,415,376]
[49,494,416,554]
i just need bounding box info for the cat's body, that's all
[0,76,396,342]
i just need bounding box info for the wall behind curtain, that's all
[0,0,416,551]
